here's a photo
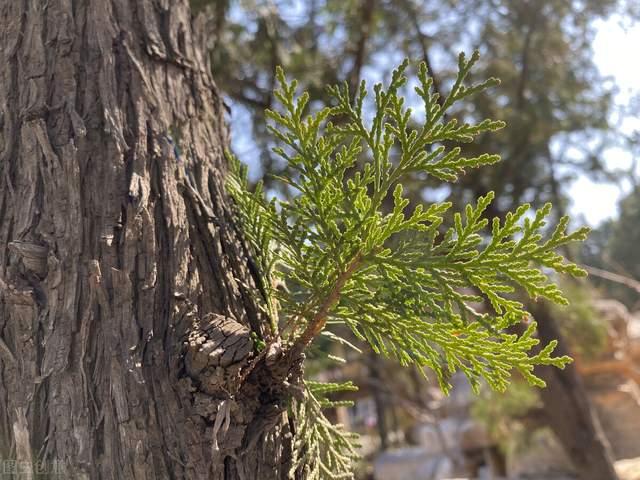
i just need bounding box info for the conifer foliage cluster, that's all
[227,51,589,479]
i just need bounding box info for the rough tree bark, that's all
[0,1,298,478]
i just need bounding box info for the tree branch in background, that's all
[262,1,281,108]
[348,0,376,94]
[583,265,640,295]
[516,24,534,110]
[402,0,445,108]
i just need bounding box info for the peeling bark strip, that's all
[0,1,296,478]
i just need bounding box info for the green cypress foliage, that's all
[227,51,588,479]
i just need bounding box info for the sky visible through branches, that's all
[227,12,640,227]
[567,14,640,225]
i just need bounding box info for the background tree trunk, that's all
[0,1,294,478]
[367,350,390,451]
[525,302,619,480]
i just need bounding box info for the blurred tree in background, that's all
[195,0,633,210]
[191,1,640,479]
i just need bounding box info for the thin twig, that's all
[583,264,640,294]
[290,253,363,355]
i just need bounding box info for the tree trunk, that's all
[367,351,389,451]
[527,302,619,480]
[0,1,296,478]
